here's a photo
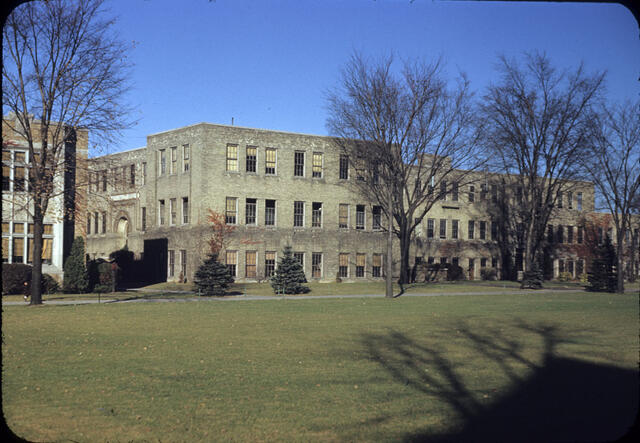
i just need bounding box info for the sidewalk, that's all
[4,287,636,306]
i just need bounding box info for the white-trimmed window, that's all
[246,251,257,278]
[312,202,322,228]
[225,197,237,225]
[372,254,382,277]
[170,147,177,174]
[312,252,322,278]
[226,144,238,171]
[312,152,323,178]
[265,251,276,278]
[339,204,349,229]
[246,146,257,173]
[159,200,166,225]
[265,199,276,226]
[356,253,365,277]
[183,144,190,172]
[338,253,349,278]
[356,205,365,230]
[170,198,177,225]
[182,198,189,224]
[265,148,276,175]
[246,198,257,225]
[159,149,166,175]
[226,250,237,277]
[294,151,305,177]
[294,201,304,227]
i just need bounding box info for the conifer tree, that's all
[194,253,234,296]
[586,235,618,292]
[63,236,89,293]
[271,246,310,294]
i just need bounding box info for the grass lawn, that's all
[3,291,638,441]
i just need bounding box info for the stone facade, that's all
[2,114,88,281]
[86,122,605,284]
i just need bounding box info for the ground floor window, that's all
[180,250,187,279]
[356,253,365,277]
[265,251,276,278]
[312,252,322,278]
[372,254,382,277]
[246,251,257,278]
[226,250,237,277]
[168,250,175,278]
[339,253,349,278]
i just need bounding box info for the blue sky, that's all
[107,0,640,153]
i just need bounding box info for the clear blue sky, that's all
[107,0,640,153]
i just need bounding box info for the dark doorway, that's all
[143,238,168,284]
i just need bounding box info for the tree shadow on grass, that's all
[359,321,638,442]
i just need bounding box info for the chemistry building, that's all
[82,122,606,284]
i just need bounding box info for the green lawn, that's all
[3,292,638,441]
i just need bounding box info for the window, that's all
[468,220,475,239]
[577,259,584,275]
[481,258,487,268]
[372,206,382,229]
[142,207,147,231]
[468,185,475,203]
[168,250,175,277]
[87,213,92,234]
[452,182,459,201]
[225,197,237,224]
[130,164,135,187]
[246,251,257,278]
[557,225,564,244]
[226,144,238,171]
[440,257,448,265]
[226,250,237,277]
[293,252,304,268]
[339,253,349,278]
[452,257,459,266]
[339,204,349,228]
[567,225,573,244]
[142,163,147,185]
[294,151,305,177]
[265,200,276,226]
[12,237,24,263]
[479,221,486,240]
[312,152,323,178]
[356,253,365,277]
[312,252,322,278]
[102,170,107,191]
[480,183,487,201]
[159,201,165,225]
[170,147,177,174]
[159,149,166,175]
[567,259,574,276]
[567,191,573,209]
[372,254,382,277]
[170,198,177,225]
[265,251,276,278]
[577,192,583,211]
[102,212,107,234]
[182,198,189,224]
[491,184,498,203]
[439,219,446,239]
[440,180,447,201]
[577,226,584,244]
[94,211,99,233]
[548,224,554,243]
[265,148,276,174]
[339,154,349,180]
[14,166,25,191]
[246,146,256,173]
[183,144,190,172]
[491,222,498,241]
[294,201,305,227]
[356,205,365,230]
[312,202,322,227]
[452,220,459,239]
[557,191,563,208]
[492,257,498,268]
[427,218,434,238]
[180,250,187,278]
[2,163,10,191]
[246,198,257,225]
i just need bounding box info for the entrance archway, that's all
[116,217,129,249]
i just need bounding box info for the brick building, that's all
[84,122,618,284]
[2,114,88,281]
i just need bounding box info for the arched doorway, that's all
[116,217,129,249]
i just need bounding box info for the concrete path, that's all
[3,287,638,306]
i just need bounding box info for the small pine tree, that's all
[586,235,618,292]
[194,253,234,296]
[271,246,310,294]
[63,236,89,293]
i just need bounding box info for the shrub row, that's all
[2,263,60,295]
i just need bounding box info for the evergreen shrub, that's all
[586,236,617,292]
[2,263,32,295]
[63,236,89,293]
[194,253,234,296]
[270,246,310,294]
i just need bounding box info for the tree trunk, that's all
[385,193,393,298]
[398,227,411,285]
[31,206,44,305]
[616,229,625,294]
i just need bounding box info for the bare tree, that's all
[326,53,483,294]
[480,52,605,288]
[2,0,133,304]
[582,100,640,292]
